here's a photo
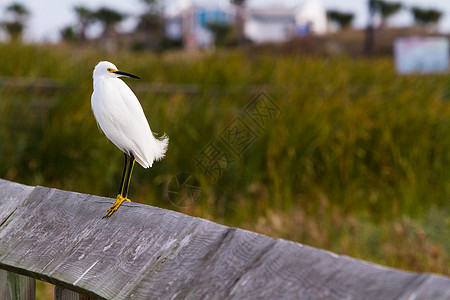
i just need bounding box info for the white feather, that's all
[91,61,168,168]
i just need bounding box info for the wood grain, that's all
[0,269,35,300]
[54,286,95,300]
[0,179,449,300]
[0,179,33,226]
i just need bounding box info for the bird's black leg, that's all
[122,152,136,199]
[103,153,134,218]
[118,153,129,196]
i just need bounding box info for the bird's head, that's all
[93,61,141,80]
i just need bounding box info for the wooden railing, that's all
[0,179,449,299]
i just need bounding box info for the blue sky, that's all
[1,0,450,42]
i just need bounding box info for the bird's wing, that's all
[114,79,161,167]
[92,79,134,153]
[115,80,149,128]
[92,78,166,168]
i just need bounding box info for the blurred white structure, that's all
[165,0,234,50]
[244,0,327,44]
[295,0,327,35]
[244,9,295,44]
[165,0,327,48]
[394,37,449,74]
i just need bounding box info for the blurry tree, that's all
[133,0,165,51]
[411,7,442,30]
[92,7,126,51]
[207,22,234,47]
[74,6,94,44]
[60,25,76,43]
[363,0,377,55]
[1,2,29,42]
[326,10,354,30]
[376,0,402,28]
[231,0,246,45]
[363,0,402,55]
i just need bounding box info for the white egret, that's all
[91,61,168,218]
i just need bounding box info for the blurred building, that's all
[165,0,327,49]
[295,0,327,36]
[165,1,235,50]
[244,9,296,44]
[245,0,327,44]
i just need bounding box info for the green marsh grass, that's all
[0,43,449,278]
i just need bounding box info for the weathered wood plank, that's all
[0,179,34,226]
[0,179,449,300]
[116,227,277,299]
[227,240,428,299]
[0,269,35,300]
[54,286,79,300]
[399,275,450,300]
[54,286,94,300]
[0,183,224,299]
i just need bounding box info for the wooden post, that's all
[0,269,35,300]
[54,286,94,300]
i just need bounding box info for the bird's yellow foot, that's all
[103,194,131,218]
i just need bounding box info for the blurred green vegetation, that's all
[0,43,449,277]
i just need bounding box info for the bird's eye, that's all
[107,68,112,72]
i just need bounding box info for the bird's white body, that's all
[91,61,168,168]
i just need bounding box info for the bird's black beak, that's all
[113,70,141,79]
